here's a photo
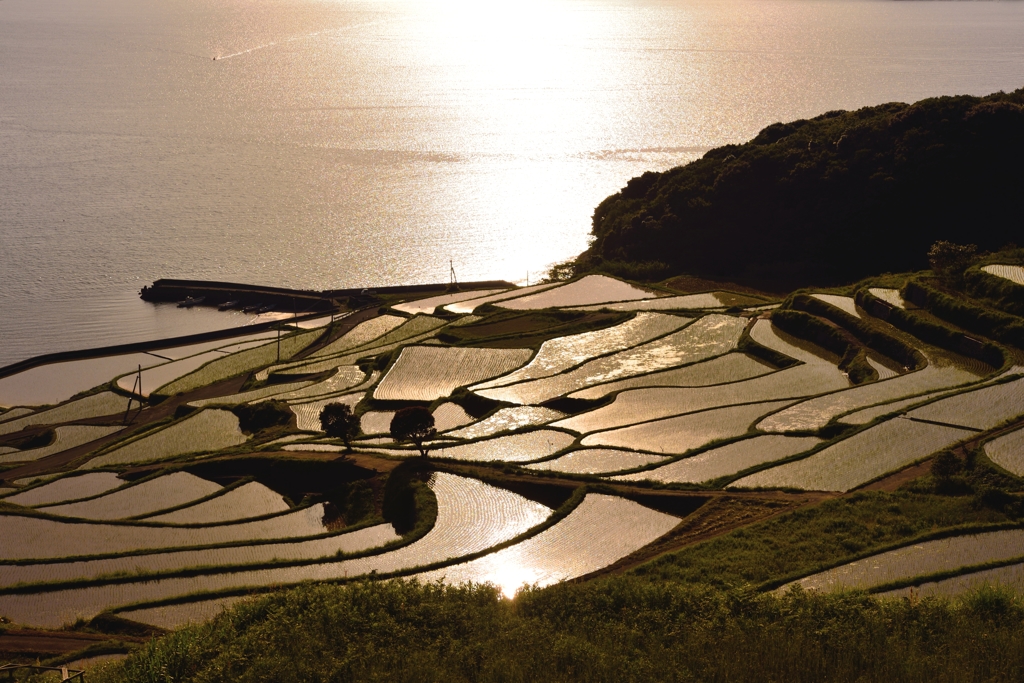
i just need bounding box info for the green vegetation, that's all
[903,278,1024,349]
[770,309,877,383]
[90,579,1024,683]
[573,89,1024,289]
[232,400,294,434]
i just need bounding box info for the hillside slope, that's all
[577,89,1024,289]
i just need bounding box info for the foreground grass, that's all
[88,579,1024,683]
[634,490,1014,589]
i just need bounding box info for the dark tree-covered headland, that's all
[574,89,1024,289]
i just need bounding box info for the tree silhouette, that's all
[389,406,436,458]
[319,402,360,451]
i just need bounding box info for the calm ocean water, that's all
[1,0,1023,369]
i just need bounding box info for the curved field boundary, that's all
[556,364,847,435]
[39,473,222,521]
[1,473,125,507]
[156,328,325,397]
[907,374,1024,431]
[780,528,1024,594]
[0,473,550,628]
[143,482,290,525]
[612,435,821,485]
[374,346,532,402]
[757,364,979,433]
[0,393,128,437]
[476,314,748,405]
[528,449,667,475]
[431,430,577,463]
[731,418,972,492]
[580,400,797,455]
[0,504,330,562]
[473,313,692,390]
[444,283,561,314]
[393,289,507,315]
[0,523,400,592]
[567,353,774,401]
[415,493,679,596]
[80,409,248,469]
[445,407,565,440]
[187,380,313,408]
[983,426,1024,476]
[307,315,407,360]
[0,426,124,464]
[495,275,657,310]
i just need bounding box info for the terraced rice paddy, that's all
[0,353,163,407]
[866,357,898,380]
[573,293,724,311]
[557,364,846,434]
[613,435,821,484]
[580,400,796,454]
[496,275,656,310]
[982,264,1024,286]
[150,333,281,361]
[0,392,127,436]
[291,394,363,432]
[876,563,1024,600]
[568,354,773,400]
[446,407,565,439]
[188,380,313,408]
[393,289,506,315]
[748,319,834,365]
[0,474,549,628]
[82,410,248,468]
[157,329,324,395]
[308,315,407,359]
[374,346,532,401]
[118,596,252,630]
[473,313,689,390]
[475,315,748,405]
[115,351,222,398]
[732,418,972,491]
[2,473,125,507]
[265,367,368,401]
[868,288,905,309]
[145,482,289,524]
[0,408,35,423]
[785,529,1024,593]
[416,494,679,596]
[0,522,400,592]
[0,425,123,463]
[0,503,329,561]
[838,390,951,425]
[431,403,475,432]
[984,427,1024,476]
[360,411,395,435]
[757,365,978,433]
[810,294,861,317]
[444,283,560,314]
[433,430,576,462]
[907,376,1024,430]
[41,473,221,520]
[527,449,667,475]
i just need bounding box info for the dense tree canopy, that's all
[577,89,1024,289]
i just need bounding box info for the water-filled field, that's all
[2,272,1021,630]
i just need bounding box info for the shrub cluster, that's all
[770,309,876,383]
[904,279,1024,349]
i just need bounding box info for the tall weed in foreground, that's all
[90,578,1024,683]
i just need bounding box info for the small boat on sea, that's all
[218,300,240,311]
[242,302,263,313]
[257,304,275,314]
[177,296,205,308]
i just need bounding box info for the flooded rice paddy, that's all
[2,274,1023,626]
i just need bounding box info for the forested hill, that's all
[577,89,1024,289]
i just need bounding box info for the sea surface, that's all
[2,0,1023,369]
